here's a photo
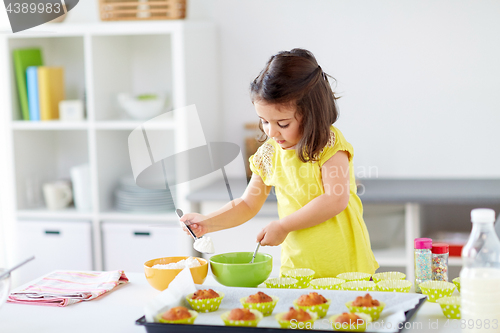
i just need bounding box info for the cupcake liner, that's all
[282,269,315,289]
[345,301,386,321]
[341,281,376,292]
[240,296,279,316]
[275,310,318,330]
[186,291,225,312]
[336,272,371,282]
[293,299,331,318]
[419,281,456,302]
[436,296,461,319]
[376,280,412,293]
[372,272,406,283]
[157,310,198,324]
[265,277,299,289]
[221,309,263,327]
[453,277,461,293]
[330,312,372,332]
[309,278,345,290]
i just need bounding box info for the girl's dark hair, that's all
[250,48,339,163]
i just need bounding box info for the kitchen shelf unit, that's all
[0,21,220,285]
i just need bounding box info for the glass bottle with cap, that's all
[431,243,449,282]
[414,237,432,293]
[460,208,500,333]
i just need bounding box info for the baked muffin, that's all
[246,291,273,303]
[345,294,385,321]
[228,308,256,321]
[157,306,198,324]
[282,307,312,322]
[161,307,192,321]
[240,291,279,316]
[186,290,225,313]
[221,308,263,327]
[352,294,380,307]
[330,312,372,332]
[293,292,331,318]
[334,312,362,325]
[296,292,328,306]
[191,289,220,300]
[275,307,317,329]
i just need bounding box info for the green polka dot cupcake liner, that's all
[345,301,386,321]
[436,296,461,319]
[293,299,331,318]
[341,281,376,292]
[240,296,279,316]
[330,313,372,332]
[336,272,371,282]
[186,291,225,312]
[453,277,461,293]
[275,310,318,329]
[309,278,345,290]
[372,271,406,283]
[376,280,412,293]
[282,269,316,289]
[156,310,198,324]
[220,309,263,327]
[419,281,456,303]
[265,277,299,289]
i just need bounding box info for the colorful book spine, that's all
[26,66,40,121]
[38,66,65,121]
[13,48,44,120]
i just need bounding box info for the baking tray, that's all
[135,292,426,333]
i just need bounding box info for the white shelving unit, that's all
[0,21,219,284]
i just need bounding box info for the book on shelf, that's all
[26,66,40,121]
[38,66,65,121]
[13,48,44,121]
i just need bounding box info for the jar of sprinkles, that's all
[414,238,432,293]
[431,243,449,282]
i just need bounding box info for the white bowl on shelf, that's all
[117,93,169,120]
[0,269,11,310]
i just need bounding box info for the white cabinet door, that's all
[16,220,92,285]
[102,222,194,273]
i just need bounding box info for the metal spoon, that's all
[250,242,261,264]
[176,209,199,240]
[0,256,35,280]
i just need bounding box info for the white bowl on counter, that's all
[117,92,170,120]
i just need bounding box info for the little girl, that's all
[181,48,378,277]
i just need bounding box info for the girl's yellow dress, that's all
[249,126,378,278]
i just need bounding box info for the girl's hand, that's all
[179,213,209,238]
[257,220,289,246]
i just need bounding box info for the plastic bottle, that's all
[414,238,432,293]
[460,208,500,333]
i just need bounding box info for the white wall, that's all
[192,0,500,178]
[2,1,500,179]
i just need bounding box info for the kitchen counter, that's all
[0,272,460,333]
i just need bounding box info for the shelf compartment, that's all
[12,120,89,130]
[8,36,86,121]
[95,119,175,130]
[90,34,173,121]
[13,130,89,210]
[99,211,177,221]
[17,207,94,220]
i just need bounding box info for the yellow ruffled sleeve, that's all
[318,126,354,167]
[248,140,275,186]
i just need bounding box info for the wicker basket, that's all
[99,0,186,21]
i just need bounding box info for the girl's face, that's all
[254,101,302,149]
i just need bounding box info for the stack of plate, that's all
[114,177,175,213]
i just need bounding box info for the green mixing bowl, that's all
[210,252,273,287]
